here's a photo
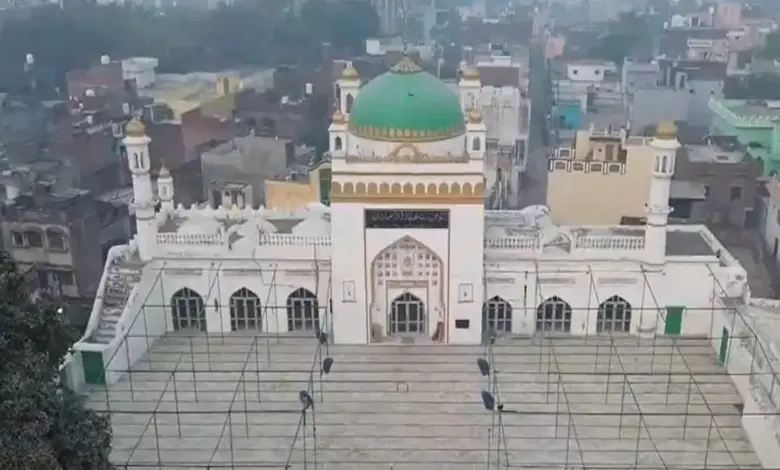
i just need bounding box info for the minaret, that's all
[338,63,361,117]
[466,108,486,160]
[158,161,174,213]
[123,118,157,262]
[329,108,348,158]
[459,65,481,114]
[646,121,679,266]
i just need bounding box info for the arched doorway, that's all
[597,295,632,333]
[286,288,320,332]
[170,288,206,331]
[229,288,262,331]
[389,293,426,335]
[535,296,572,334]
[482,296,512,341]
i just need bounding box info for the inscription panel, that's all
[365,209,450,229]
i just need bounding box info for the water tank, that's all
[25,53,34,65]
[305,83,313,95]
[100,55,110,65]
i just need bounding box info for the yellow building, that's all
[546,126,664,225]
[264,157,332,211]
[141,75,243,121]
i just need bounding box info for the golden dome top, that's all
[655,121,677,140]
[467,107,483,124]
[332,108,346,123]
[462,66,480,80]
[125,118,146,138]
[342,63,359,80]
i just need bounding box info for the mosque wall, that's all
[348,135,466,157]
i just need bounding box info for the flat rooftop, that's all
[725,100,780,119]
[88,334,761,469]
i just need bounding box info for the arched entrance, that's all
[597,295,632,333]
[482,296,512,341]
[229,287,262,331]
[286,287,320,332]
[535,296,572,334]
[371,236,443,339]
[389,293,426,335]
[170,288,206,332]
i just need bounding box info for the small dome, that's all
[462,66,480,80]
[349,56,465,142]
[292,215,331,237]
[342,63,359,80]
[467,108,483,124]
[125,118,146,138]
[655,121,677,140]
[332,108,345,123]
[159,161,170,177]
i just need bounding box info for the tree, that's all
[588,12,651,65]
[0,252,112,469]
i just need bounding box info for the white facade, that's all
[64,62,780,470]
[566,61,616,83]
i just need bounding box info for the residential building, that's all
[709,98,780,175]
[658,28,729,62]
[671,136,762,226]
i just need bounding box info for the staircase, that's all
[90,258,143,344]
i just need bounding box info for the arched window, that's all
[597,295,632,333]
[170,288,206,331]
[472,137,481,152]
[535,296,572,334]
[334,136,343,151]
[230,288,262,331]
[134,152,141,170]
[389,292,426,335]
[482,296,512,337]
[286,288,319,332]
[345,94,354,113]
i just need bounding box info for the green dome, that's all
[348,57,465,142]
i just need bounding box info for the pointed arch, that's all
[346,94,354,113]
[334,136,343,150]
[286,287,319,332]
[597,295,632,333]
[230,287,262,331]
[389,292,426,335]
[472,136,481,152]
[483,295,512,338]
[170,288,206,331]
[535,296,572,334]
[371,235,443,283]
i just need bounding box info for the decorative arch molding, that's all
[331,180,484,204]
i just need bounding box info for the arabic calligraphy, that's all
[365,209,449,229]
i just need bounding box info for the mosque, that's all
[63,55,780,470]
[72,55,751,357]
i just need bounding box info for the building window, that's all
[55,271,74,286]
[704,185,710,198]
[730,186,742,201]
[46,229,68,251]
[11,231,25,247]
[25,230,43,248]
[472,137,481,151]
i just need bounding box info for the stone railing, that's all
[259,234,332,247]
[157,232,224,245]
[484,236,540,251]
[575,235,645,251]
[168,202,329,222]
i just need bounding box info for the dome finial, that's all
[125,117,146,138]
[467,107,483,124]
[342,62,359,80]
[390,55,423,74]
[159,159,170,177]
[332,106,345,123]
[655,121,677,140]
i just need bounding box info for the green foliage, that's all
[0,252,112,469]
[757,31,780,60]
[0,0,379,91]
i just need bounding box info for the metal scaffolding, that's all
[87,262,777,469]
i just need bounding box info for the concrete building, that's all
[625,59,726,131]
[58,57,780,470]
[709,98,780,175]
[200,135,315,207]
[0,178,130,324]
[671,137,762,226]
